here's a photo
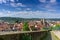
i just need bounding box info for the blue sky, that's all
[0,0,60,18]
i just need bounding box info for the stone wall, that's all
[0,31,52,40]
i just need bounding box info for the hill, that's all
[0,17,60,23]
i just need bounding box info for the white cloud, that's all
[16,8,31,11]
[0,0,2,4]
[47,9,56,12]
[26,8,31,10]
[50,0,56,3]
[16,0,19,1]
[0,0,7,4]
[10,0,15,2]
[17,3,26,7]
[0,0,26,7]
[10,2,26,7]
[7,11,11,13]
[43,2,57,12]
[12,11,60,18]
[0,9,60,18]
[3,0,6,3]
[0,12,4,17]
[0,11,59,18]
[10,3,17,7]
[0,0,15,4]
[16,8,22,10]
[0,12,10,17]
[39,0,46,3]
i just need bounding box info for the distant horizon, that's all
[0,16,60,19]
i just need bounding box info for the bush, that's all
[22,22,32,40]
[52,24,60,30]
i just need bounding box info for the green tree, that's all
[23,22,30,31]
[21,22,32,40]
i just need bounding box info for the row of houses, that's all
[0,20,50,31]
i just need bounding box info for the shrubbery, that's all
[51,24,60,30]
[22,22,32,40]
